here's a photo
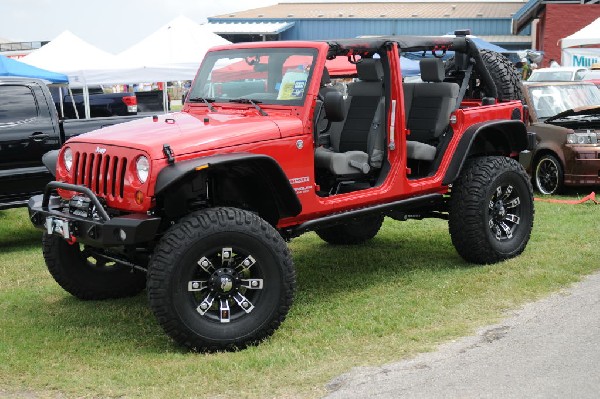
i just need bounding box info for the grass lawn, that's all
[1,191,599,398]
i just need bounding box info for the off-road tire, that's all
[480,49,524,102]
[449,156,534,264]
[445,49,523,101]
[534,153,564,195]
[42,233,146,300]
[316,214,384,245]
[147,207,295,352]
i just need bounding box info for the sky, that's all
[0,0,278,54]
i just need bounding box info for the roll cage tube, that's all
[326,36,498,99]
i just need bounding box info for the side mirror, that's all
[323,91,345,122]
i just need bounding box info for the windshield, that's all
[189,47,318,106]
[528,84,600,120]
[528,70,581,82]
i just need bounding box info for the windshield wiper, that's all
[188,97,216,112]
[229,98,268,116]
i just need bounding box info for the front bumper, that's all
[28,181,161,247]
[563,145,600,186]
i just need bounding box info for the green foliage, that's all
[1,199,599,398]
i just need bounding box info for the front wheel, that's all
[534,154,564,195]
[42,233,146,300]
[449,156,534,264]
[147,207,296,352]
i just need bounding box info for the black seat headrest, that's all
[356,59,383,82]
[420,58,445,83]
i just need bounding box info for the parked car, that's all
[28,36,534,352]
[528,66,588,82]
[522,81,600,194]
[0,77,143,209]
[581,68,600,88]
[49,85,137,119]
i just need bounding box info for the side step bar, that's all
[283,193,445,239]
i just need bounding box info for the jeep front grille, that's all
[72,152,128,199]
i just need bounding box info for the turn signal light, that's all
[135,190,144,205]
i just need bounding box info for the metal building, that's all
[207,1,533,50]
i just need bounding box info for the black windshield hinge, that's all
[163,144,175,164]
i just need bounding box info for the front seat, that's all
[315,58,386,176]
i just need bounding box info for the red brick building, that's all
[514,0,600,67]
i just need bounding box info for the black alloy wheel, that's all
[488,184,524,242]
[147,207,295,352]
[449,156,534,264]
[534,154,564,195]
[188,247,266,324]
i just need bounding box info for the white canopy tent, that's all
[560,17,600,66]
[21,31,126,118]
[21,31,121,87]
[117,16,231,82]
[20,19,232,117]
[561,17,600,49]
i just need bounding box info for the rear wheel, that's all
[147,207,295,352]
[42,233,146,300]
[449,156,534,264]
[534,154,564,195]
[316,214,384,245]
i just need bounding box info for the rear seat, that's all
[404,59,459,162]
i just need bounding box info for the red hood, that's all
[67,112,284,159]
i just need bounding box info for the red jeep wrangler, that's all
[29,35,535,352]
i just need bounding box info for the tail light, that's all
[523,104,530,125]
[122,95,138,113]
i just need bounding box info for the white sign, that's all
[562,48,600,67]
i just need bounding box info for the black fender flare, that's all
[154,153,302,220]
[42,150,59,177]
[443,120,529,185]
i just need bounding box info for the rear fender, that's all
[155,153,302,224]
[443,120,529,185]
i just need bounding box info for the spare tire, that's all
[480,49,524,102]
[445,50,523,102]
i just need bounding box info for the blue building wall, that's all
[208,17,531,41]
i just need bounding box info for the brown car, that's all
[523,81,600,194]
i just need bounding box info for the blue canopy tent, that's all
[400,56,420,76]
[0,54,68,83]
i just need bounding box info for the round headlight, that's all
[63,147,73,172]
[136,156,150,183]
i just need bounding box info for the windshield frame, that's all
[189,47,320,108]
